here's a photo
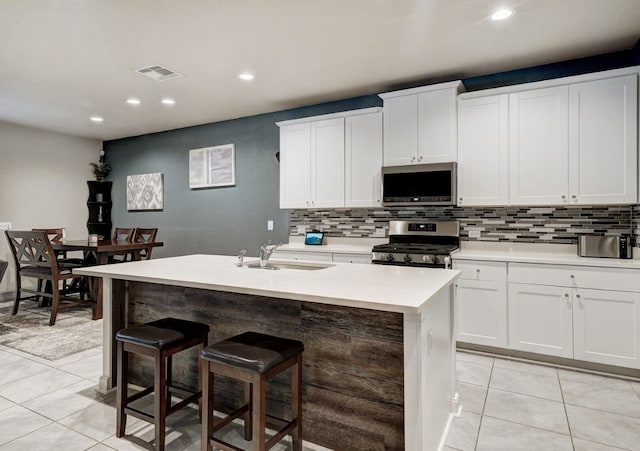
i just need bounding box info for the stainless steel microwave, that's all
[382,162,457,206]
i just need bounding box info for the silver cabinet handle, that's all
[562,195,567,202]
[411,156,416,162]
[418,155,423,161]
[572,195,578,202]
[565,293,571,307]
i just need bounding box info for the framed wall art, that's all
[126,172,164,210]
[189,143,236,189]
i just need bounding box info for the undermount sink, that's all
[243,260,334,271]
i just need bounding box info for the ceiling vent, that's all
[134,65,183,82]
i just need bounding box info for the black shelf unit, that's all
[87,181,112,240]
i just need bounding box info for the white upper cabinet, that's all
[279,123,312,208]
[509,86,569,205]
[278,108,382,210]
[457,94,509,206]
[311,118,345,208]
[278,118,344,209]
[568,75,638,205]
[457,68,639,207]
[380,81,463,166]
[345,111,383,207]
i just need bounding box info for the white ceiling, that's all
[1,0,639,141]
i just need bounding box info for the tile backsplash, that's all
[290,205,639,245]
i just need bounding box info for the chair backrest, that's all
[133,228,158,244]
[133,228,158,260]
[5,230,59,273]
[0,259,7,284]
[32,228,63,243]
[112,227,134,242]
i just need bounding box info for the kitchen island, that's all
[75,254,460,451]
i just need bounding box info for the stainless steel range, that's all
[372,220,460,268]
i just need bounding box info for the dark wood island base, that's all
[124,281,405,450]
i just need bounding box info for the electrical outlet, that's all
[0,222,11,231]
[296,225,306,235]
[468,230,481,238]
[267,220,274,231]
[374,228,385,237]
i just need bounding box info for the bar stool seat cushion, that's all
[201,331,304,374]
[115,317,210,350]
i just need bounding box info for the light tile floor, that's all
[448,352,640,451]
[0,344,307,450]
[2,342,640,450]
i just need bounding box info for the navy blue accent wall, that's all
[105,49,638,258]
[104,95,380,258]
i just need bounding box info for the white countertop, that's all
[75,254,459,314]
[453,241,640,269]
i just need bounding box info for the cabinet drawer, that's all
[452,260,507,282]
[272,251,333,263]
[332,253,371,264]
[509,263,640,292]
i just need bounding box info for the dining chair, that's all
[109,227,135,263]
[32,227,86,302]
[131,227,158,261]
[112,227,134,242]
[5,230,95,326]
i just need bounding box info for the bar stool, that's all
[200,331,304,451]
[115,317,210,451]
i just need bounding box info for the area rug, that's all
[0,299,102,361]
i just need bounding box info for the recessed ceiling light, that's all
[90,116,104,123]
[238,72,255,81]
[161,98,176,105]
[490,8,513,21]
[126,98,141,105]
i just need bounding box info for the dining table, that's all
[52,239,164,319]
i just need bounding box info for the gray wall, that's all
[104,96,380,258]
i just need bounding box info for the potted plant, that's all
[90,150,112,181]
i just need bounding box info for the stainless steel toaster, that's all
[577,235,632,259]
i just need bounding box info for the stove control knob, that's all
[404,254,412,263]
[386,253,395,262]
[435,255,447,266]
[421,255,433,263]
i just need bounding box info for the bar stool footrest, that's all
[265,417,297,450]
[211,404,250,433]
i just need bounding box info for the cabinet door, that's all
[417,88,457,163]
[383,94,418,166]
[271,250,333,262]
[508,283,573,358]
[279,123,311,208]
[509,86,569,205]
[573,288,640,369]
[332,253,372,264]
[457,95,509,206]
[345,112,382,207]
[568,75,638,205]
[455,279,507,347]
[311,118,345,208]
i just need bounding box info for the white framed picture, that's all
[126,172,164,210]
[189,144,236,189]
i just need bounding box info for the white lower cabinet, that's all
[508,283,573,358]
[455,258,640,369]
[272,250,370,264]
[455,279,507,347]
[573,288,640,369]
[453,260,507,347]
[272,251,333,262]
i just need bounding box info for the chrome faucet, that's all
[237,249,247,267]
[259,242,280,268]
